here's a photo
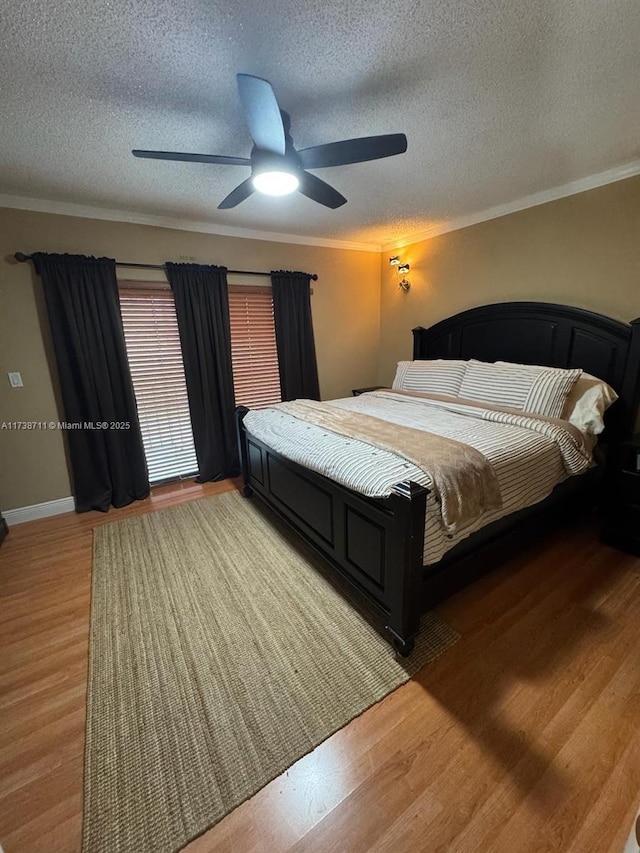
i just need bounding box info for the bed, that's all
[237,302,640,655]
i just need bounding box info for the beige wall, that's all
[379,176,640,385]
[0,209,380,509]
[2,174,639,510]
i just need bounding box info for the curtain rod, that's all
[13,252,318,281]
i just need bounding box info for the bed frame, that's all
[237,302,640,655]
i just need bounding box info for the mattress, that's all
[243,390,592,565]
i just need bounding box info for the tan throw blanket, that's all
[277,399,503,533]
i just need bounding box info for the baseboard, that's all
[2,496,75,525]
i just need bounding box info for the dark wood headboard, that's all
[412,302,640,439]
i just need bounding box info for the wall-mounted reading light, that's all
[389,256,410,292]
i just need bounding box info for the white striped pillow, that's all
[392,360,467,397]
[459,360,581,417]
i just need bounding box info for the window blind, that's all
[119,287,198,484]
[229,285,282,409]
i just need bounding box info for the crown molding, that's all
[0,194,382,253]
[3,157,638,257]
[381,159,640,252]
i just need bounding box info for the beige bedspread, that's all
[277,399,502,533]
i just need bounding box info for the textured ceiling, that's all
[1,0,639,246]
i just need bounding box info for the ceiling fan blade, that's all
[297,171,347,209]
[217,177,256,209]
[132,149,250,166]
[236,74,286,155]
[297,133,407,169]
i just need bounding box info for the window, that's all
[229,285,281,409]
[119,286,198,484]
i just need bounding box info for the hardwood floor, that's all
[1,481,639,853]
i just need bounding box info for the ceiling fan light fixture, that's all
[133,74,407,210]
[252,170,299,196]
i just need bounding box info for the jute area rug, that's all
[84,490,460,852]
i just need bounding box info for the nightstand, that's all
[601,434,640,556]
[352,386,384,396]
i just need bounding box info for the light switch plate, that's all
[8,371,23,388]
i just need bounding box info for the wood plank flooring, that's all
[1,480,639,853]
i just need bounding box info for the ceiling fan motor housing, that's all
[250,147,302,179]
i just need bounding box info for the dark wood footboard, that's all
[236,407,428,655]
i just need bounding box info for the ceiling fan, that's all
[132,74,407,210]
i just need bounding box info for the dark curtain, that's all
[165,262,239,482]
[33,253,150,512]
[271,270,321,401]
